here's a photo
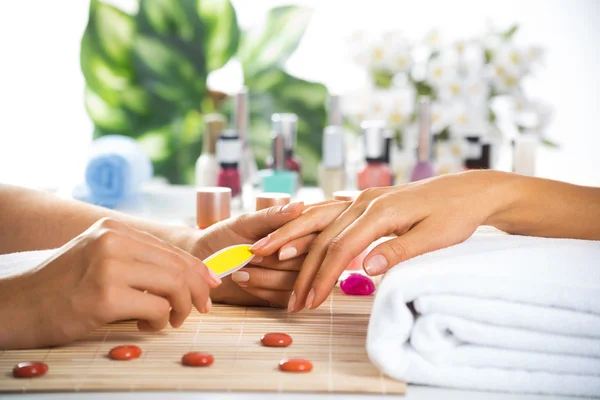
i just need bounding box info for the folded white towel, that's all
[0,249,58,279]
[366,230,600,397]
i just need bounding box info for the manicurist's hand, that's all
[185,202,308,309]
[251,171,517,312]
[0,218,221,350]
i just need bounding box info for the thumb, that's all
[362,220,452,275]
[236,202,304,239]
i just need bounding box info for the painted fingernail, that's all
[251,255,263,264]
[231,271,250,285]
[250,236,270,251]
[287,291,296,313]
[279,247,297,261]
[282,202,302,213]
[364,254,389,276]
[305,288,315,310]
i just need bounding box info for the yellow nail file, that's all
[203,244,255,278]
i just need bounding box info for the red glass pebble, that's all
[181,352,214,367]
[340,273,376,296]
[279,358,313,373]
[108,345,142,360]
[261,332,293,347]
[12,362,48,378]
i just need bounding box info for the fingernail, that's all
[203,297,212,314]
[364,254,389,275]
[250,236,270,251]
[279,247,297,261]
[282,202,302,213]
[207,267,222,285]
[305,288,315,310]
[287,291,296,313]
[231,271,250,285]
[251,255,263,264]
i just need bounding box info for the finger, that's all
[250,254,305,271]
[239,288,293,309]
[278,234,317,260]
[363,217,475,275]
[234,202,304,240]
[107,288,171,332]
[107,221,221,287]
[231,267,298,291]
[251,202,351,257]
[306,208,395,310]
[286,202,368,312]
[122,261,193,328]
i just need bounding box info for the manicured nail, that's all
[287,291,297,313]
[250,236,270,251]
[282,202,302,213]
[231,271,250,285]
[251,255,263,264]
[364,254,389,276]
[207,267,222,285]
[279,247,297,261]
[305,288,315,310]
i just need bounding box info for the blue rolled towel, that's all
[82,135,153,208]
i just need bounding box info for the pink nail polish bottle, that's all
[410,96,435,182]
[196,187,231,230]
[216,129,242,207]
[357,120,393,190]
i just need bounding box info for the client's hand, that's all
[0,218,221,350]
[251,171,512,312]
[184,202,307,308]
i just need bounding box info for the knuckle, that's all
[386,240,408,261]
[359,187,381,202]
[312,235,332,251]
[327,237,346,255]
[170,269,187,291]
[93,229,121,253]
[96,217,119,230]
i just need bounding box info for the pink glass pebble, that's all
[340,273,376,296]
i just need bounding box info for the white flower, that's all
[346,30,374,67]
[512,95,553,133]
[492,44,529,78]
[425,56,458,88]
[424,29,442,50]
[381,31,413,74]
[464,76,490,105]
[448,102,490,136]
[437,78,466,101]
[341,88,373,127]
[429,101,451,134]
[369,88,415,128]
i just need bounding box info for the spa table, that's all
[4,185,575,400]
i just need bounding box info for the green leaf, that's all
[84,87,131,132]
[541,138,560,148]
[238,6,313,78]
[197,0,240,72]
[503,24,519,40]
[135,0,207,109]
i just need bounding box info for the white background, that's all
[0,0,598,189]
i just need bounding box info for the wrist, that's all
[480,170,524,231]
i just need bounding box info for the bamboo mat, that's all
[0,288,405,394]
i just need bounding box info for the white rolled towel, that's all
[367,230,600,397]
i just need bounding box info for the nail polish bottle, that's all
[196,187,231,229]
[464,135,491,170]
[268,113,302,185]
[233,87,259,210]
[260,130,298,195]
[357,120,393,190]
[318,95,347,199]
[410,96,436,182]
[195,114,225,188]
[255,192,291,211]
[216,129,242,207]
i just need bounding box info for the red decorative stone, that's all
[12,362,48,378]
[108,345,142,360]
[340,273,376,296]
[279,358,313,373]
[181,352,214,367]
[261,332,293,347]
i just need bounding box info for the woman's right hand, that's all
[0,218,221,350]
